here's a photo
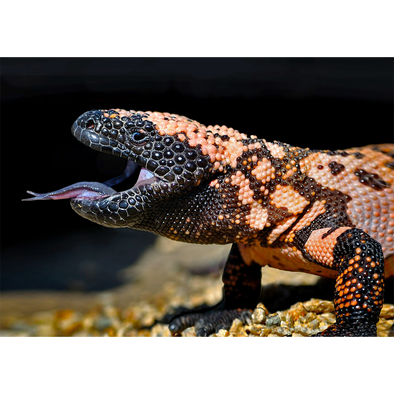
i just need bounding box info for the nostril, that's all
[86,119,95,129]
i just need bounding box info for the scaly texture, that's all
[35,109,394,336]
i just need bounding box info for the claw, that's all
[169,308,251,336]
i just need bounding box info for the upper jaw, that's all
[25,110,165,203]
[71,113,134,160]
[69,110,166,199]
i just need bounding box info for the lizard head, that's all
[25,109,250,238]
[69,109,218,229]
[24,108,275,243]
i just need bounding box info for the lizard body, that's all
[27,109,394,336]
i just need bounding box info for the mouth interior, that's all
[107,161,157,191]
[23,160,157,202]
[104,160,141,188]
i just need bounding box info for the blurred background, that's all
[1,58,393,304]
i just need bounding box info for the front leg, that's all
[169,244,262,336]
[305,227,385,336]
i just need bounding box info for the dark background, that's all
[1,58,393,292]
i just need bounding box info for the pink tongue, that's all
[24,166,157,202]
[23,182,116,201]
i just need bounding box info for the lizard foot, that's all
[168,306,252,336]
[313,321,377,337]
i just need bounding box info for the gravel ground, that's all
[1,237,393,337]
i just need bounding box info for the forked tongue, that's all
[23,182,116,201]
[23,161,144,201]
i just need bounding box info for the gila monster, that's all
[25,109,394,336]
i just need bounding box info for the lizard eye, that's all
[131,130,148,144]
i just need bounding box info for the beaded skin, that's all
[29,109,394,336]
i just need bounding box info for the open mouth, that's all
[23,160,158,202]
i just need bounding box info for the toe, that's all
[314,321,377,337]
[168,306,253,336]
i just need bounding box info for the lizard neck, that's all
[206,138,313,243]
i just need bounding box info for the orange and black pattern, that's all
[68,109,394,336]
